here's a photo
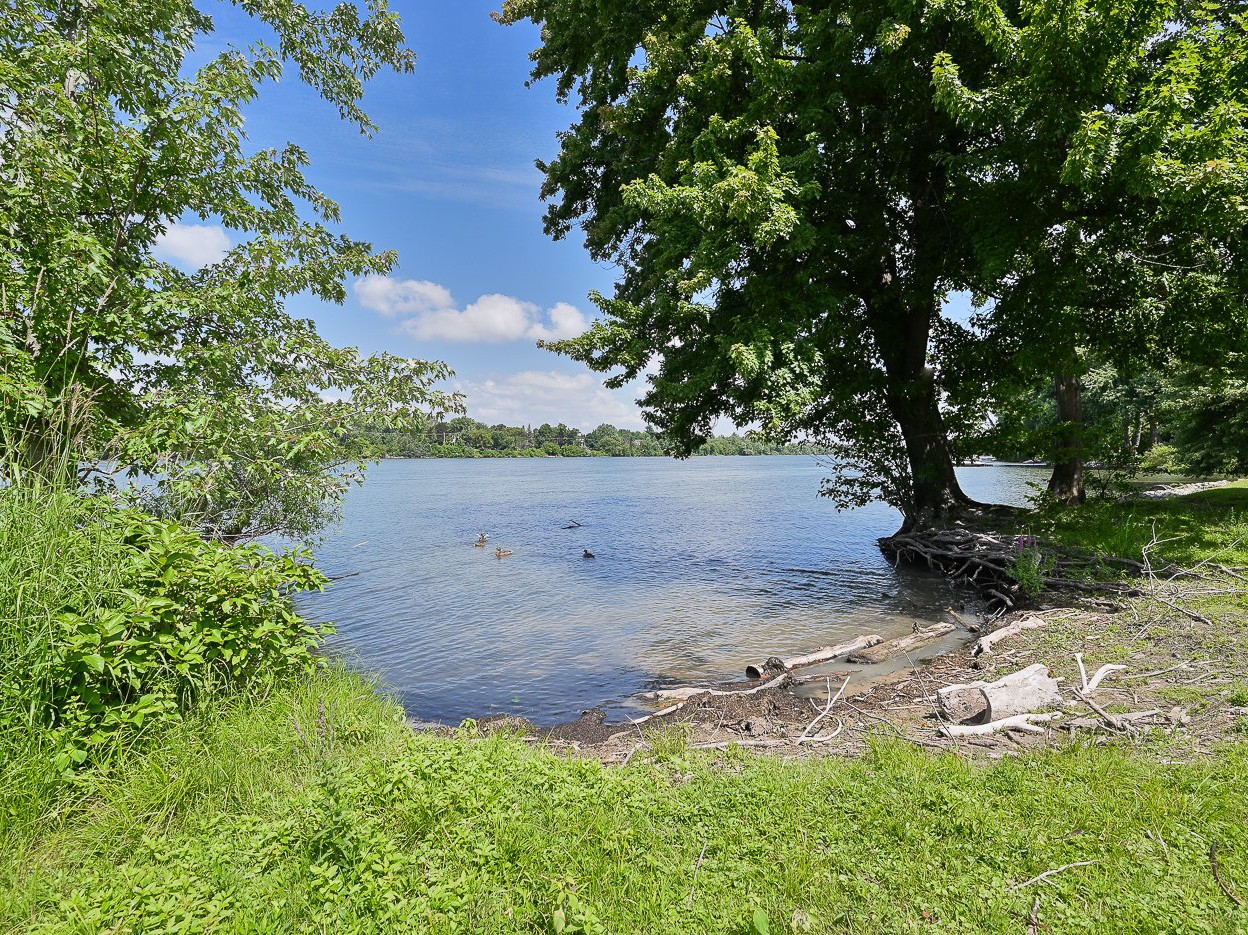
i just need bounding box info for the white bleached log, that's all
[845,623,956,664]
[743,634,884,680]
[638,671,791,703]
[971,614,1048,657]
[936,663,1062,725]
[938,712,1055,737]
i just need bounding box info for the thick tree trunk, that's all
[885,370,970,528]
[1047,373,1085,505]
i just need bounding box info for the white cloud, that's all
[353,276,588,344]
[459,369,646,430]
[153,222,231,268]
[528,302,589,342]
[353,275,456,318]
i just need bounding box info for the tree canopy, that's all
[0,0,458,539]
[499,0,1248,525]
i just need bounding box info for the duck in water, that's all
[474,532,489,547]
[495,547,512,558]
[583,549,595,559]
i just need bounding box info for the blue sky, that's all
[154,1,646,429]
[153,2,975,432]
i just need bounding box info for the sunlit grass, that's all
[1019,480,1248,568]
[2,665,1246,934]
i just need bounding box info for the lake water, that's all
[302,457,1047,725]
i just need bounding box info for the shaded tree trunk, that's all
[875,292,972,531]
[1047,373,1085,504]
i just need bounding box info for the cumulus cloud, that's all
[153,222,231,268]
[459,369,646,430]
[352,275,456,318]
[353,275,588,344]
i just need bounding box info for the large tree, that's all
[0,0,458,539]
[934,1,1248,502]
[498,0,1015,530]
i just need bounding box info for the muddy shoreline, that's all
[410,587,1247,762]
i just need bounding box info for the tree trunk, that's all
[1047,373,1085,505]
[886,371,970,528]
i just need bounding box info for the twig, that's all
[689,839,708,907]
[1155,596,1212,626]
[1027,896,1041,935]
[1074,689,1125,732]
[691,739,789,750]
[797,675,850,743]
[840,700,906,738]
[1010,860,1099,891]
[1210,842,1243,906]
[1122,660,1196,680]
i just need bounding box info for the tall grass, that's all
[0,486,131,820]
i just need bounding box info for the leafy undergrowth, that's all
[3,668,1247,934]
[1019,480,1248,568]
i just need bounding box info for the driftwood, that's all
[638,671,791,703]
[937,664,1062,725]
[846,623,955,664]
[1074,653,1128,692]
[744,634,883,680]
[972,614,1047,657]
[938,712,1055,738]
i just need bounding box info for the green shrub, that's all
[0,488,329,772]
[1138,443,1183,474]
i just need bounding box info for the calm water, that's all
[302,458,1047,724]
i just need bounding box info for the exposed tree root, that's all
[879,528,1143,613]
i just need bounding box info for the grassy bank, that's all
[4,666,1247,934]
[4,484,1248,933]
[1022,480,1248,568]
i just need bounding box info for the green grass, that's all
[1020,480,1248,567]
[5,482,1248,933]
[3,667,1247,934]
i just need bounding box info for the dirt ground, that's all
[455,576,1248,765]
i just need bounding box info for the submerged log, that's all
[936,663,1062,725]
[845,623,955,664]
[744,634,884,680]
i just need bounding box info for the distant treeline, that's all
[352,417,828,459]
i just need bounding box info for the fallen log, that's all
[744,634,883,680]
[639,671,791,703]
[971,614,1047,657]
[845,623,956,664]
[938,712,1055,738]
[936,664,1062,725]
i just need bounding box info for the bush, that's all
[1138,442,1183,474]
[0,488,329,772]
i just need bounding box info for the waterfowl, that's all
[474,532,489,547]
[583,549,595,559]
[495,547,512,558]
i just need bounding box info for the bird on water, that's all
[583,549,595,559]
[495,547,512,558]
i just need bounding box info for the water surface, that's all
[303,457,1046,724]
